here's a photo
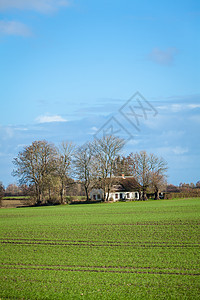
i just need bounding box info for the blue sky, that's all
[0,0,199,187]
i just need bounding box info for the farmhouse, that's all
[90,175,140,201]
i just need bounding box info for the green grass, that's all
[0,198,199,299]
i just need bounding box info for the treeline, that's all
[7,135,169,205]
[1,182,86,198]
[164,183,200,199]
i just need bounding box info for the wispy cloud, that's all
[157,102,200,113]
[16,144,27,149]
[36,115,67,123]
[0,20,31,36]
[148,47,178,65]
[0,0,71,13]
[188,104,200,109]
[172,146,189,155]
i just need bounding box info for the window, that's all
[93,194,96,200]
[97,194,101,200]
[115,194,118,199]
[135,192,138,199]
[120,193,123,199]
[126,193,130,199]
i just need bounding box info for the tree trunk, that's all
[142,189,148,201]
[106,185,110,201]
[36,186,42,205]
[85,186,89,202]
[48,187,51,202]
[60,182,65,204]
[103,182,106,202]
[154,189,159,200]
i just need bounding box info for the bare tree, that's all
[113,155,132,177]
[5,184,21,196]
[19,184,32,196]
[149,154,168,199]
[92,135,125,201]
[43,173,60,203]
[12,140,57,205]
[56,142,75,204]
[128,151,168,200]
[129,151,151,200]
[74,143,93,201]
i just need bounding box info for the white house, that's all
[90,176,140,202]
[90,188,104,201]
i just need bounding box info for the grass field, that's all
[0,198,199,299]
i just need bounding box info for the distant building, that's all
[90,175,140,201]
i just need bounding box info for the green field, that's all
[0,198,199,299]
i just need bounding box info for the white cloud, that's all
[156,105,169,110]
[0,0,70,13]
[155,146,189,157]
[36,115,67,123]
[15,127,28,131]
[157,102,200,112]
[172,146,188,155]
[171,104,183,112]
[16,144,27,148]
[127,139,139,146]
[91,126,98,131]
[0,20,31,36]
[148,47,178,65]
[188,104,200,109]
[88,126,99,135]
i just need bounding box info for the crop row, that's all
[1,262,199,272]
[2,237,196,243]
[1,264,199,276]
[1,239,199,248]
